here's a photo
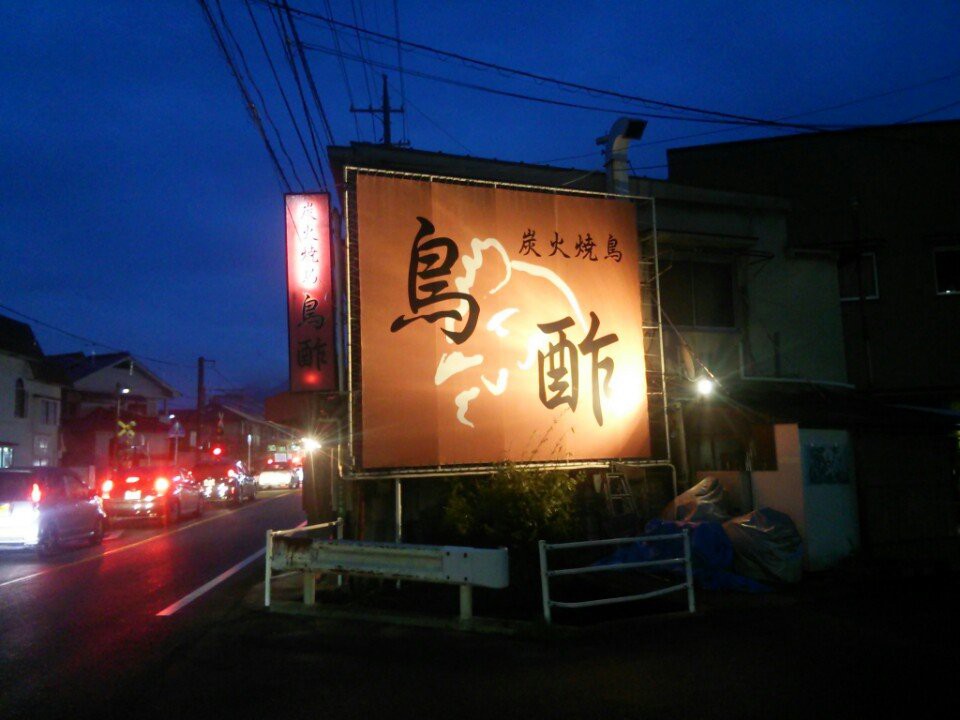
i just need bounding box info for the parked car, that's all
[0,467,106,556]
[257,461,301,490]
[100,465,203,526]
[194,460,256,505]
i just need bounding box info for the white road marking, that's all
[156,548,264,616]
[0,491,296,590]
[156,520,307,616]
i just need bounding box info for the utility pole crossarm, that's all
[351,75,405,146]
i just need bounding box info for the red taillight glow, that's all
[101,479,114,499]
[154,477,170,494]
[212,447,223,457]
[31,483,42,504]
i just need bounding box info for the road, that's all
[0,489,304,718]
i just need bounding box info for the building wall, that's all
[798,428,860,570]
[0,354,61,467]
[646,182,847,384]
[668,124,960,402]
[752,423,806,549]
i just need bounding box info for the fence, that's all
[538,531,696,624]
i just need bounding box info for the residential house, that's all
[47,352,180,476]
[0,314,67,467]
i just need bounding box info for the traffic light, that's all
[211,444,224,457]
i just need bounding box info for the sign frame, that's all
[285,192,337,393]
[343,166,666,478]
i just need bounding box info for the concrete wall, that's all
[798,428,860,570]
[752,424,806,549]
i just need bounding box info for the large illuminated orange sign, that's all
[286,193,335,392]
[352,173,650,469]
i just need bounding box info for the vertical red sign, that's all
[285,193,335,392]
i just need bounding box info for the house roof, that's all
[0,314,43,358]
[0,314,72,386]
[65,406,170,433]
[713,380,960,432]
[667,119,960,156]
[46,352,180,398]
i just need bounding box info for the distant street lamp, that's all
[115,384,131,422]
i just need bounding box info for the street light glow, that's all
[695,378,715,396]
[302,437,321,452]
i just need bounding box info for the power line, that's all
[271,3,327,185]
[388,77,471,154]
[321,0,363,141]
[302,39,820,128]
[244,0,324,188]
[257,0,851,133]
[0,302,194,369]
[392,0,408,144]
[349,0,378,137]
[280,0,336,186]
[198,0,292,192]
[214,0,304,189]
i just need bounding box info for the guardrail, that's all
[265,522,509,621]
[537,531,696,624]
[264,519,344,609]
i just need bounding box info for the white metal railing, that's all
[265,520,509,621]
[264,519,343,608]
[537,531,696,624]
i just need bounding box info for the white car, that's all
[257,462,301,490]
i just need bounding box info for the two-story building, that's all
[0,314,67,467]
[47,351,180,476]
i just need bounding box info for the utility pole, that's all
[196,356,206,456]
[352,75,405,146]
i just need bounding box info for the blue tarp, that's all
[598,519,771,593]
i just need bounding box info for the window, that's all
[40,399,59,426]
[33,436,50,466]
[14,379,26,418]
[659,260,735,328]
[839,252,878,301]
[65,473,89,500]
[0,446,12,468]
[934,247,960,296]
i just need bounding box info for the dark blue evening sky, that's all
[1,0,958,404]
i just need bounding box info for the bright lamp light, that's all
[302,437,321,452]
[695,378,715,396]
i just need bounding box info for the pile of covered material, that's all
[601,478,804,591]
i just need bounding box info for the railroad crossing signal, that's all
[117,420,137,439]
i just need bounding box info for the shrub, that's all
[443,464,588,550]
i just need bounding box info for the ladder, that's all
[596,473,641,534]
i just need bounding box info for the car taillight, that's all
[101,479,114,499]
[227,469,237,478]
[31,483,42,504]
[154,477,170,494]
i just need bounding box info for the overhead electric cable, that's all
[388,77,470,153]
[256,0,850,133]
[392,0,408,143]
[349,0,379,137]
[198,0,291,192]
[214,0,304,189]
[321,0,363,140]
[281,0,336,185]
[897,98,960,123]
[0,302,194,369]
[301,40,820,127]
[271,4,327,183]
[244,0,324,187]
